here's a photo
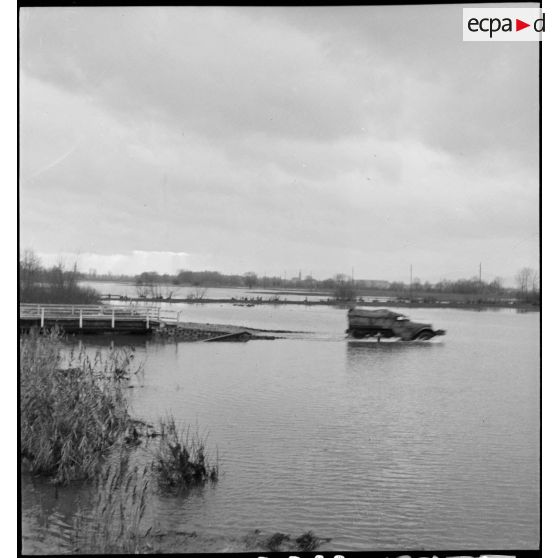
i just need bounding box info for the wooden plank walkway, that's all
[19,303,180,335]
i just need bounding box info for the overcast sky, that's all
[19,5,539,283]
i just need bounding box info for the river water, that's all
[79,280,397,304]
[21,300,540,553]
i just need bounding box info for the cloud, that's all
[37,250,193,276]
[19,6,539,283]
[20,7,371,142]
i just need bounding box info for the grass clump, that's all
[243,529,329,552]
[265,530,323,552]
[153,417,219,491]
[265,532,291,551]
[20,330,137,484]
[295,530,322,551]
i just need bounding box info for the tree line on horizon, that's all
[93,264,540,303]
[19,249,540,305]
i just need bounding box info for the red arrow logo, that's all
[516,18,530,31]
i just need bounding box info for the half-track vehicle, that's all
[346,307,446,340]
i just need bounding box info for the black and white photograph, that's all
[19,3,541,555]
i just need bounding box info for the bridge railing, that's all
[19,303,183,327]
[20,304,103,316]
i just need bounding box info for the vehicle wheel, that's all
[414,330,434,340]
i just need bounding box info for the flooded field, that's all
[21,304,540,553]
[79,281,397,304]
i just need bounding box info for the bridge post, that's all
[79,309,83,329]
[40,307,44,328]
[146,312,150,329]
[176,311,181,325]
[112,309,115,329]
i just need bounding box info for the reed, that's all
[72,419,220,553]
[20,330,137,484]
[72,454,152,554]
[153,416,219,491]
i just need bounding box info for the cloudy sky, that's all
[19,5,539,283]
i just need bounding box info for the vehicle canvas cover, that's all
[348,308,406,319]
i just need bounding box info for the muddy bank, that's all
[153,321,302,341]
[134,528,331,554]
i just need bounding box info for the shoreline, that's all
[104,296,540,312]
[153,320,301,341]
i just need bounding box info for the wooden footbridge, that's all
[19,303,182,335]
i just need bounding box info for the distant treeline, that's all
[84,266,540,304]
[19,251,100,304]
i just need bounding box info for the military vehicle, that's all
[346,307,445,340]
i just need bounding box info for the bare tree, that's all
[20,249,42,292]
[195,287,207,299]
[20,251,99,303]
[333,273,356,301]
[515,267,534,294]
[136,285,150,298]
[531,270,540,293]
[161,286,176,299]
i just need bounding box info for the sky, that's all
[19,5,540,284]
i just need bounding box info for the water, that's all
[79,280,397,304]
[21,304,540,552]
[79,280,332,302]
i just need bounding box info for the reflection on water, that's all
[64,334,149,349]
[347,338,441,351]
[22,476,90,554]
[22,306,540,553]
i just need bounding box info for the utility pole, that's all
[351,267,354,286]
[409,264,413,304]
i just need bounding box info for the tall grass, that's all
[20,330,137,484]
[154,417,219,491]
[21,332,224,553]
[73,454,152,554]
[72,420,220,553]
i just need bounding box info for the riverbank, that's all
[153,321,298,341]
[102,295,540,312]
